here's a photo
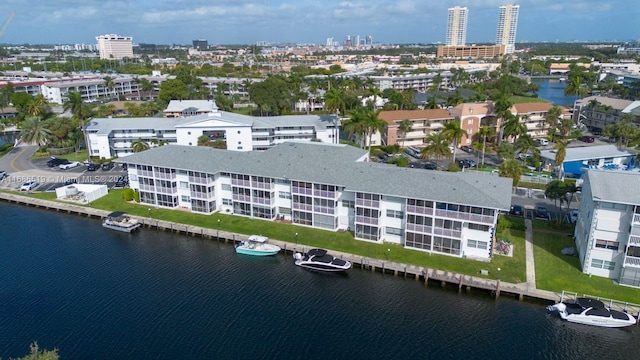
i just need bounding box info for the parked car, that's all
[423,162,437,170]
[448,145,455,153]
[20,181,39,191]
[102,162,114,171]
[578,136,595,143]
[59,161,81,170]
[535,207,550,220]
[509,205,523,217]
[86,163,99,171]
[518,152,532,160]
[535,138,549,146]
[0,170,6,180]
[460,145,473,153]
[570,209,579,223]
[46,157,68,167]
[458,159,477,168]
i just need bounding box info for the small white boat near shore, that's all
[235,235,281,256]
[547,297,636,328]
[102,211,141,233]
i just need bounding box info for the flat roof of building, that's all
[586,170,640,205]
[119,142,512,210]
[540,145,635,163]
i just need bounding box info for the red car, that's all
[578,136,595,143]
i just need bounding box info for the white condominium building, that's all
[118,142,512,260]
[446,6,468,46]
[495,4,520,55]
[96,34,134,60]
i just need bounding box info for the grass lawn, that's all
[10,189,523,281]
[533,229,640,303]
[511,95,548,104]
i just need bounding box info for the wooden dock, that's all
[0,192,623,309]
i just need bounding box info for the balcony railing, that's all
[313,206,335,215]
[634,214,640,224]
[356,216,379,225]
[231,179,251,187]
[356,198,380,208]
[156,186,177,195]
[624,256,640,267]
[190,191,214,199]
[253,197,274,205]
[406,223,432,234]
[314,190,337,199]
[434,209,493,224]
[432,227,462,239]
[629,236,640,245]
[292,186,313,195]
[155,172,176,180]
[189,176,214,185]
[138,170,154,178]
[293,203,313,212]
[251,181,273,190]
[406,205,434,216]
[139,183,154,192]
[232,194,251,202]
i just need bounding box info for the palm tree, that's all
[499,159,525,188]
[366,85,382,110]
[20,116,51,146]
[324,87,345,115]
[424,96,439,109]
[477,125,495,167]
[564,76,588,99]
[342,108,368,148]
[397,119,413,147]
[515,134,539,165]
[494,91,513,143]
[421,131,450,166]
[131,137,150,153]
[442,120,466,164]
[502,114,526,143]
[63,91,84,118]
[103,76,115,99]
[545,106,563,141]
[363,109,386,153]
[197,134,210,146]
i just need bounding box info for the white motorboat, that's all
[293,248,351,272]
[102,211,141,233]
[235,235,281,256]
[547,297,636,328]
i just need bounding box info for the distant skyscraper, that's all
[496,4,520,54]
[96,34,133,60]
[446,6,468,46]
[192,39,208,51]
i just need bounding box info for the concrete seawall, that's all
[3,191,639,317]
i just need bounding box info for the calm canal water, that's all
[533,78,579,107]
[0,202,639,359]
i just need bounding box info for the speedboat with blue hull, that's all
[293,248,351,272]
[547,297,636,328]
[235,235,281,256]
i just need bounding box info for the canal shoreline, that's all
[3,190,640,319]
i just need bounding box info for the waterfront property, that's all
[574,95,640,132]
[539,144,635,179]
[379,109,454,147]
[117,141,512,260]
[85,106,339,158]
[574,170,640,288]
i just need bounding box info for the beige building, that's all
[437,45,506,59]
[379,109,454,147]
[511,102,557,139]
[450,102,498,147]
[96,34,133,60]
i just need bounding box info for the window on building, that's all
[468,223,490,232]
[591,259,616,270]
[279,191,292,199]
[222,198,233,206]
[467,239,488,250]
[595,239,620,251]
[221,184,231,191]
[386,209,404,219]
[386,227,402,236]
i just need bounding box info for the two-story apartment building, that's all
[118,142,512,260]
[574,170,640,288]
[575,96,640,132]
[379,109,454,147]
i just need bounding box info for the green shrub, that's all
[497,215,526,232]
[389,156,410,167]
[133,191,140,203]
[447,163,461,172]
[122,188,135,201]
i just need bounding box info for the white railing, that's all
[432,227,462,239]
[406,223,432,234]
[629,235,640,245]
[356,198,380,208]
[624,256,640,267]
[634,214,640,224]
[406,206,434,216]
[434,209,493,224]
[356,216,379,225]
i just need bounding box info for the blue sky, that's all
[0,0,636,45]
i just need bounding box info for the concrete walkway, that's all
[524,218,536,291]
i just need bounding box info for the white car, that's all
[20,181,39,191]
[59,161,81,170]
[570,209,579,224]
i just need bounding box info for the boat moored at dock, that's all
[235,235,281,256]
[102,211,141,233]
[547,297,636,328]
[293,248,351,272]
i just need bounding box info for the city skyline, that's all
[0,1,636,46]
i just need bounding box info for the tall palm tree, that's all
[477,125,495,167]
[493,91,513,143]
[342,108,368,148]
[64,91,84,118]
[131,137,150,153]
[564,76,588,99]
[544,106,563,141]
[502,114,526,143]
[553,140,568,176]
[363,109,386,153]
[397,119,413,147]
[421,131,450,166]
[442,120,466,163]
[103,76,116,99]
[324,87,345,115]
[424,96,439,109]
[515,134,539,165]
[20,116,51,146]
[366,85,382,110]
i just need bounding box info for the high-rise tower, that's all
[496,4,520,54]
[446,6,468,46]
